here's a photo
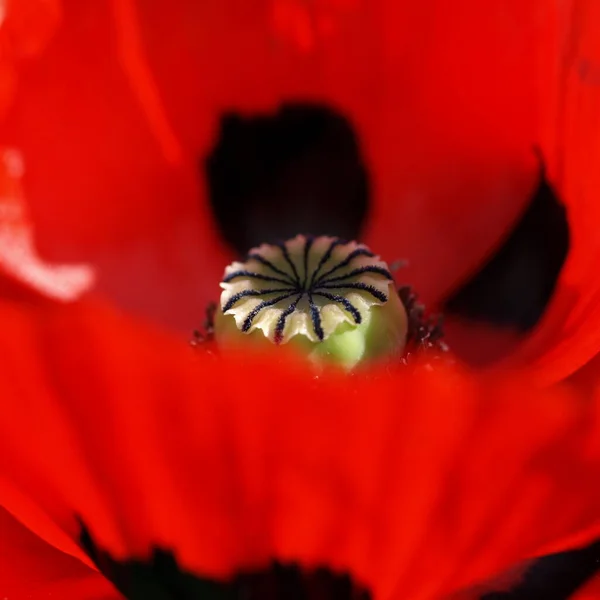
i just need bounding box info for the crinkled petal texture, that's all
[0,0,558,325]
[1,299,600,600]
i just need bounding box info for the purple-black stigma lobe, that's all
[222,270,294,286]
[241,292,298,333]
[314,247,376,283]
[312,290,362,325]
[316,282,388,302]
[322,265,393,284]
[246,253,297,283]
[308,293,325,340]
[222,288,292,313]
[274,293,304,344]
[308,238,345,287]
[275,241,302,284]
[302,235,314,288]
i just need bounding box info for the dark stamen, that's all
[274,293,305,344]
[308,293,324,340]
[247,253,297,285]
[276,242,301,285]
[398,285,449,360]
[242,292,298,332]
[315,282,388,303]
[313,291,362,324]
[223,270,295,286]
[314,248,375,285]
[223,288,294,312]
[319,265,393,285]
[303,236,314,289]
[309,238,345,287]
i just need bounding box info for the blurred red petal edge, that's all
[0,505,120,600]
[445,561,532,600]
[572,573,600,600]
[0,298,600,600]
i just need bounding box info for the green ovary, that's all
[301,286,407,369]
[215,282,407,371]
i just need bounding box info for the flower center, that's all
[215,235,409,369]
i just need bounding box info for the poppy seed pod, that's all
[215,235,408,369]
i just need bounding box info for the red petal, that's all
[0,0,61,117]
[502,0,600,384]
[2,1,230,329]
[131,0,548,306]
[0,1,95,300]
[0,505,119,599]
[1,299,600,599]
[573,574,600,600]
[0,146,94,299]
[2,1,558,323]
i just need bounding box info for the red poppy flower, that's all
[1,1,600,599]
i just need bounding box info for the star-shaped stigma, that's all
[219,235,395,344]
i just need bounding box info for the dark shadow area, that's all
[80,520,371,600]
[204,103,370,255]
[445,154,570,331]
[482,540,600,600]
